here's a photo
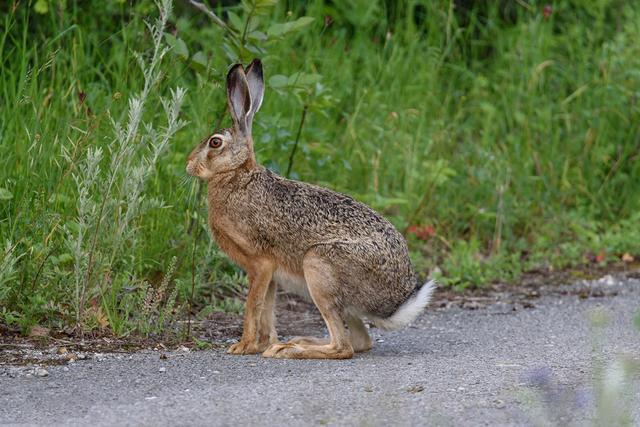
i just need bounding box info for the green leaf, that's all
[245,43,266,56]
[247,30,268,42]
[269,75,288,88]
[190,51,208,73]
[221,42,239,62]
[164,33,189,59]
[34,0,48,14]
[290,16,315,30]
[0,188,13,200]
[267,22,288,38]
[227,11,244,33]
[242,0,277,15]
[267,16,315,38]
[255,0,278,9]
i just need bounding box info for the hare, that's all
[186,59,435,359]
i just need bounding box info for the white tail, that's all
[371,279,436,330]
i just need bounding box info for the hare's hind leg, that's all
[288,314,371,352]
[263,253,353,359]
[346,315,372,352]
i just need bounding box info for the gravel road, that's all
[2,277,639,426]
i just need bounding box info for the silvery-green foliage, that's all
[66,146,103,321]
[66,0,186,326]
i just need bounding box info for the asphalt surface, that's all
[2,277,639,426]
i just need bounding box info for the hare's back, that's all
[252,169,403,245]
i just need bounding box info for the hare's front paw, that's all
[227,339,267,355]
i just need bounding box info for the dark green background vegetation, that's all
[1,0,638,335]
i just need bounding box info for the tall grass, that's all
[1,0,638,333]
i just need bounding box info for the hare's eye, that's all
[208,137,223,149]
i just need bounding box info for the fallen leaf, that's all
[621,253,634,263]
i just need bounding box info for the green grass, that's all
[1,0,639,334]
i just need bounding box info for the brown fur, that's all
[186,59,424,359]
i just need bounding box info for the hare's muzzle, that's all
[185,159,198,177]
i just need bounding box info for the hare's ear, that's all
[244,59,264,131]
[226,64,252,136]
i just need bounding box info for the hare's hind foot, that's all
[262,342,353,359]
[289,336,330,346]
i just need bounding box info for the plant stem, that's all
[240,4,256,49]
[285,104,308,178]
[187,225,198,341]
[187,0,228,31]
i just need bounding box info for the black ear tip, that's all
[227,63,245,80]
[246,58,263,75]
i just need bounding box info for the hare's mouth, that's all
[186,161,202,177]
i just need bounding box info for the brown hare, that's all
[186,59,435,359]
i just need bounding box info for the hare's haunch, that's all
[186,59,435,359]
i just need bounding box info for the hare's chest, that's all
[207,213,256,269]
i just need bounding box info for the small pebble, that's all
[406,385,424,393]
[34,367,49,377]
[158,367,166,373]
